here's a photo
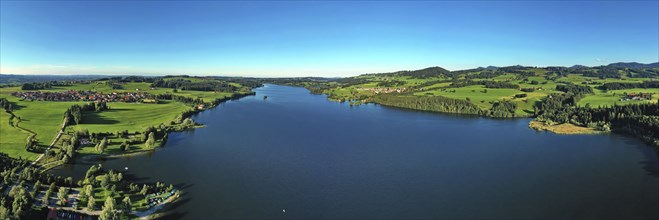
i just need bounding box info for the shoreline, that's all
[528,121,603,135]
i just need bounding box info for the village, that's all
[620,92,654,101]
[356,87,407,94]
[11,90,152,103]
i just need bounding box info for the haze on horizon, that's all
[1,1,657,77]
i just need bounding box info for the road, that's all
[32,120,67,165]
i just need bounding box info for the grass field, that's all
[0,111,37,160]
[413,85,549,116]
[578,88,658,107]
[68,100,191,133]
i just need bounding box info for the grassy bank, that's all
[528,121,602,135]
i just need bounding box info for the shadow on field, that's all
[10,101,27,110]
[81,110,127,124]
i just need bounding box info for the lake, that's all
[50,84,659,219]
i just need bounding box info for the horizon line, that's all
[2,61,658,78]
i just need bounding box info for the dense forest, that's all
[369,94,483,115]
[20,81,70,90]
[582,67,622,79]
[448,80,520,89]
[151,78,238,92]
[598,81,659,90]
[363,67,452,79]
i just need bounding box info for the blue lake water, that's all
[50,84,659,219]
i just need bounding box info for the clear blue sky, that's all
[1,1,657,77]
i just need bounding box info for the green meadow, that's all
[578,88,658,107]
[68,100,191,133]
[0,111,36,160]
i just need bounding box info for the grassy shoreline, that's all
[528,121,602,135]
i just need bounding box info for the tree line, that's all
[448,80,520,89]
[151,78,238,92]
[370,94,483,115]
[20,81,69,90]
[598,81,659,90]
[63,102,108,126]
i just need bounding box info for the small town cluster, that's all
[11,90,151,102]
[620,92,653,101]
[357,87,407,94]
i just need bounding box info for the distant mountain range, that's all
[605,62,659,69]
[1,62,657,84]
[482,62,659,70]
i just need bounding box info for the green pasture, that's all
[69,100,191,134]
[578,88,658,107]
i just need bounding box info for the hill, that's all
[606,62,659,69]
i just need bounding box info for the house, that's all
[197,104,205,110]
[142,99,157,104]
[621,92,653,101]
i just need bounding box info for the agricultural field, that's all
[68,100,191,134]
[578,88,658,107]
[0,111,35,160]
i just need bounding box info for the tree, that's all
[100,196,117,220]
[70,135,79,149]
[145,132,156,149]
[101,174,110,188]
[140,184,149,196]
[87,196,96,211]
[32,180,41,193]
[122,196,132,214]
[43,189,52,205]
[11,187,31,219]
[79,184,94,205]
[96,137,108,153]
[25,136,36,151]
[79,186,88,205]
[0,206,8,220]
[120,141,129,151]
[58,187,69,206]
[48,182,56,192]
